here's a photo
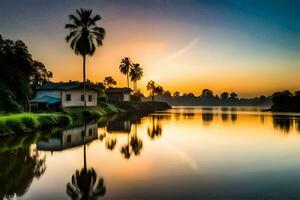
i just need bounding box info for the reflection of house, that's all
[37,123,98,151]
[106,88,131,101]
[30,82,98,110]
[107,120,131,133]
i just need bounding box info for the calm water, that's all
[2,106,300,200]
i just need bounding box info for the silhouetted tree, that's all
[229,92,238,100]
[65,8,105,107]
[103,76,117,89]
[220,92,229,101]
[119,57,132,88]
[130,63,143,92]
[173,91,180,97]
[0,35,52,112]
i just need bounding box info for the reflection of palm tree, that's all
[120,123,143,158]
[130,123,143,155]
[105,138,117,151]
[120,132,131,159]
[147,115,162,140]
[120,144,131,159]
[67,124,106,199]
[67,168,106,199]
[130,136,143,155]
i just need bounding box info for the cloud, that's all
[165,38,199,61]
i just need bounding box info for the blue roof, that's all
[36,82,98,91]
[30,95,61,104]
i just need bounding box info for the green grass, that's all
[63,102,122,126]
[0,113,71,135]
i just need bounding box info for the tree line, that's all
[144,88,273,106]
[0,35,52,112]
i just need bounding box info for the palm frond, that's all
[68,14,81,26]
[65,23,78,30]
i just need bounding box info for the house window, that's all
[89,129,92,136]
[66,94,71,101]
[88,95,92,102]
[67,135,71,143]
[81,95,84,101]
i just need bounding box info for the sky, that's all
[0,0,299,97]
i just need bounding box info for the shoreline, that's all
[0,101,171,136]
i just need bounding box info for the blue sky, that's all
[0,0,299,96]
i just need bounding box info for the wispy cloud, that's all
[165,38,199,61]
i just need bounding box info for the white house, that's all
[106,87,131,102]
[30,82,98,110]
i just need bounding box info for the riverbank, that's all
[269,104,300,112]
[0,101,171,135]
[0,113,71,135]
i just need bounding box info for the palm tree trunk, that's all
[83,124,87,171]
[83,55,86,107]
[127,73,129,89]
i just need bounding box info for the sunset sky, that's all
[0,0,299,97]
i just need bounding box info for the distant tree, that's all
[146,80,163,101]
[154,86,164,98]
[129,63,143,92]
[163,90,172,97]
[30,61,53,90]
[220,92,229,100]
[201,89,214,97]
[103,76,116,89]
[272,90,293,105]
[146,80,156,101]
[119,57,132,88]
[229,92,238,100]
[65,8,105,107]
[173,91,180,97]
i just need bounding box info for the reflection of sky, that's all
[19,108,300,199]
[0,0,299,96]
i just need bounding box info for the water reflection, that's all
[221,107,229,122]
[66,126,106,200]
[272,116,294,133]
[231,107,237,122]
[147,115,162,140]
[0,135,45,200]
[37,123,98,152]
[202,113,214,125]
[2,107,300,199]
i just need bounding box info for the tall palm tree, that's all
[130,63,143,92]
[65,8,105,107]
[119,57,132,88]
[146,80,156,101]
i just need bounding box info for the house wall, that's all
[62,90,97,107]
[107,93,130,101]
[124,93,130,101]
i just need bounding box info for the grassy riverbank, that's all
[0,101,171,135]
[0,113,71,135]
